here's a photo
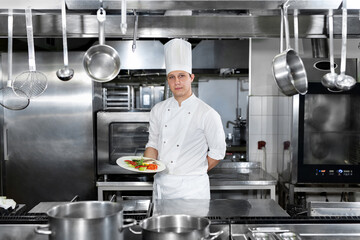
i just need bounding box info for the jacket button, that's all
[177,145,179,147]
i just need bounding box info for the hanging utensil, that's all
[0,9,30,110]
[321,9,342,92]
[56,0,74,81]
[13,7,48,99]
[335,0,356,91]
[272,2,308,96]
[132,10,138,52]
[83,7,121,82]
[121,0,127,34]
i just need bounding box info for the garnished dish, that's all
[116,156,166,173]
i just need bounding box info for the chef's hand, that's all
[144,147,158,160]
[207,156,220,171]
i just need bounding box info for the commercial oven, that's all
[97,111,150,175]
[291,82,360,184]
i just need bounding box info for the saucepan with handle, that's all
[83,7,121,82]
[35,200,136,240]
[129,214,223,240]
[272,1,308,96]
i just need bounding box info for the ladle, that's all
[321,9,340,91]
[335,0,356,91]
[56,0,74,81]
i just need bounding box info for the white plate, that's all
[116,156,166,173]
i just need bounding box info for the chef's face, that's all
[167,70,194,101]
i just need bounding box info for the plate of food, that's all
[116,156,166,173]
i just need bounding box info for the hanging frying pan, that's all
[83,8,121,82]
[272,2,308,96]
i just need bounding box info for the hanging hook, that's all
[132,10,138,52]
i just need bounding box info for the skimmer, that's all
[13,7,48,99]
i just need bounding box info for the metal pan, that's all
[83,8,121,82]
[129,214,223,240]
[35,201,136,240]
[272,3,308,96]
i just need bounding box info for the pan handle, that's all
[34,224,52,235]
[129,226,142,235]
[70,195,79,202]
[279,6,284,53]
[120,218,137,232]
[202,230,224,240]
[121,0,127,34]
[282,1,291,50]
[97,7,106,45]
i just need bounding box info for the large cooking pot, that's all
[272,3,308,96]
[83,7,121,82]
[35,201,136,240]
[130,214,223,240]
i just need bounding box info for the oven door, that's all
[97,111,150,175]
[293,83,360,183]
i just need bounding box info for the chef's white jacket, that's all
[146,94,226,199]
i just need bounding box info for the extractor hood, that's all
[105,39,249,72]
[3,0,360,11]
[1,0,360,38]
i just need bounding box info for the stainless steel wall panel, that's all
[106,41,165,70]
[1,52,96,209]
[193,40,249,69]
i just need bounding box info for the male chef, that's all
[144,38,226,199]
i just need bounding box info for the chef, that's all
[144,38,226,199]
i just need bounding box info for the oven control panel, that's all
[315,168,353,177]
[298,165,358,183]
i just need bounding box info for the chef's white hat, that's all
[164,39,192,75]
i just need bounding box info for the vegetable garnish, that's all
[124,157,158,171]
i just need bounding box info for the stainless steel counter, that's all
[152,199,289,218]
[231,223,360,240]
[29,199,151,214]
[2,200,360,240]
[97,161,277,200]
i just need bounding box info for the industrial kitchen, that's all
[1,0,360,239]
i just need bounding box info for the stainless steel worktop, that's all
[231,223,360,240]
[2,199,360,240]
[152,199,289,218]
[209,167,277,185]
[97,161,277,200]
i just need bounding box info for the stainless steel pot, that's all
[35,201,136,240]
[83,7,121,82]
[130,214,223,240]
[272,3,308,96]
